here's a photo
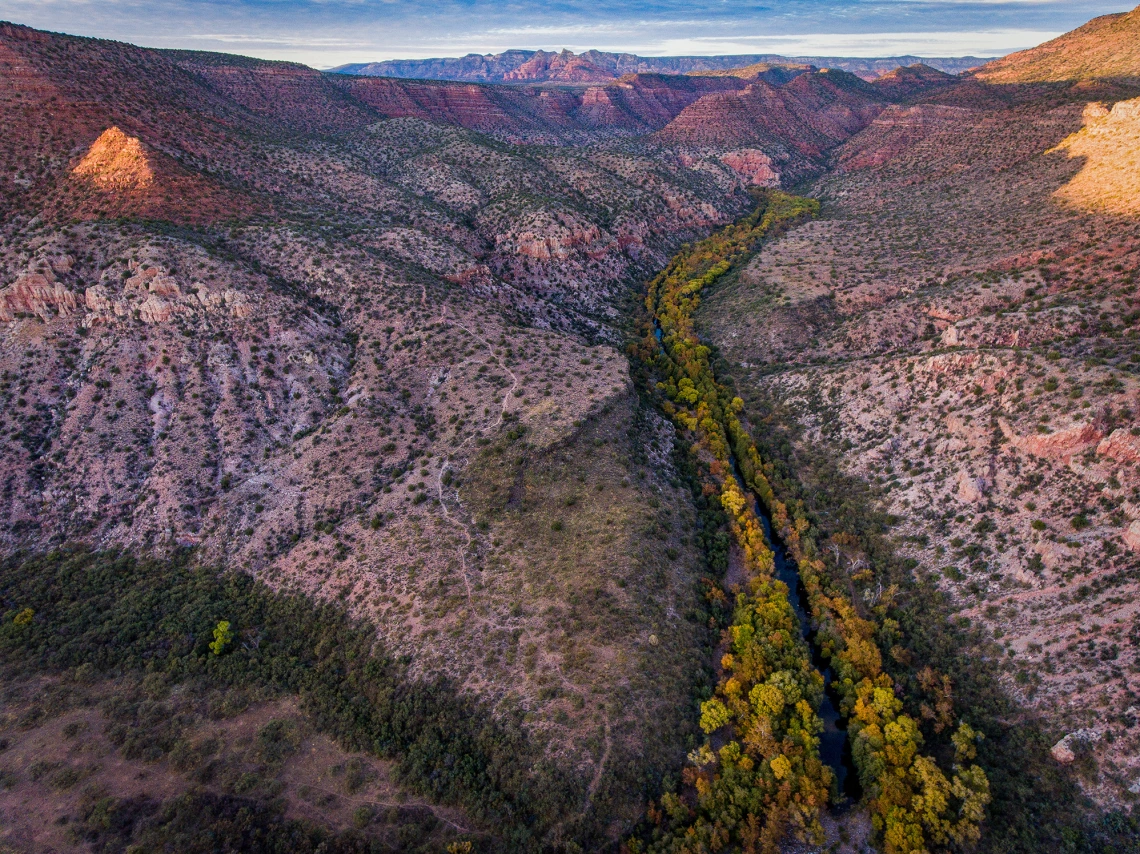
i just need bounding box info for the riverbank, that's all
[629,191,990,854]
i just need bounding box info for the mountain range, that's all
[332,48,992,85]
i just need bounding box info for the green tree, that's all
[209,620,233,656]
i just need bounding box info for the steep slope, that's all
[657,70,885,180]
[0,21,765,849]
[170,50,380,135]
[7,15,1129,853]
[1049,97,1140,215]
[975,4,1140,83]
[0,22,278,225]
[334,72,764,143]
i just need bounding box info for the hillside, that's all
[698,44,1140,834]
[974,4,1140,83]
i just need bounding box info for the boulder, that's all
[956,470,990,503]
[138,294,173,324]
[1123,520,1140,552]
[1050,737,1076,764]
[1050,728,1101,764]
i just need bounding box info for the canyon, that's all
[0,7,1139,853]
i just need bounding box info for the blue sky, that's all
[1,0,1134,68]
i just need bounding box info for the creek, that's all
[757,505,860,803]
[726,445,860,804]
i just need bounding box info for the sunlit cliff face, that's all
[72,127,155,191]
[1051,98,1140,216]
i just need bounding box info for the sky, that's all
[0,0,1134,69]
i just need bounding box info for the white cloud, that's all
[643,29,1062,57]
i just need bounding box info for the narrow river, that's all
[756,507,859,802]
[727,441,859,804]
[645,193,860,824]
[657,311,858,801]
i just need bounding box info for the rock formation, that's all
[71,127,154,190]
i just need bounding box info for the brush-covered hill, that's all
[3,11,1136,853]
[975,4,1140,83]
[693,8,1140,839]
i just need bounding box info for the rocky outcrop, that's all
[1049,729,1102,764]
[126,266,181,297]
[512,220,606,261]
[956,470,991,503]
[1050,738,1076,764]
[71,127,154,191]
[1123,520,1140,552]
[719,149,780,185]
[1050,96,1140,216]
[1097,427,1140,464]
[138,294,175,324]
[999,418,1103,460]
[83,265,252,325]
[0,272,79,321]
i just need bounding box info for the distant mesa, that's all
[502,49,615,84]
[689,61,817,86]
[869,63,959,100]
[332,49,993,84]
[72,127,154,191]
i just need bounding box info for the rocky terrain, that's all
[974,6,1140,84]
[698,6,1140,815]
[0,18,915,851]
[1,7,1139,851]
